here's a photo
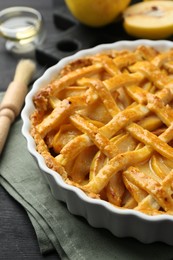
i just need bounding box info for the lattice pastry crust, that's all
[31,45,173,216]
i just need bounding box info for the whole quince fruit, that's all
[65,0,131,27]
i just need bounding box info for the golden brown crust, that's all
[30,45,173,215]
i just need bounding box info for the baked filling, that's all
[31,45,173,216]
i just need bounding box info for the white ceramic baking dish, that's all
[21,39,173,246]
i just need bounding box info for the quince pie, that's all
[31,45,173,216]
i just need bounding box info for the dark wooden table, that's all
[0,1,64,259]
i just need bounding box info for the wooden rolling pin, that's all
[0,59,36,155]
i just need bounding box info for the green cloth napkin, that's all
[1,92,173,259]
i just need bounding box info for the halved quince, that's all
[123,1,173,39]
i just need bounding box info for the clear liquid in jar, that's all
[0,15,40,43]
